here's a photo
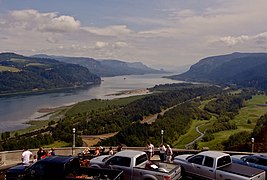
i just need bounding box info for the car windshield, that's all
[103,156,111,162]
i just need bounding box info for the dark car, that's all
[232,154,267,172]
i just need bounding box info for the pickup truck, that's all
[89,150,181,180]
[173,150,266,180]
[5,155,123,180]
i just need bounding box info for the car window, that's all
[136,154,148,166]
[217,155,231,167]
[188,155,204,165]
[204,156,214,168]
[246,157,258,163]
[254,157,267,166]
[108,156,131,167]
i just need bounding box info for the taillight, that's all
[164,175,171,180]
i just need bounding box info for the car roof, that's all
[251,154,267,159]
[38,155,77,165]
[115,150,146,158]
[198,151,229,158]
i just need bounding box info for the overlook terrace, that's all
[0,146,258,171]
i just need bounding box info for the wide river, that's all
[0,73,182,132]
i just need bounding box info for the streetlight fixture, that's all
[72,128,76,155]
[161,129,164,144]
[251,137,254,153]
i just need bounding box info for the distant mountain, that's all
[168,52,267,91]
[0,53,101,95]
[32,54,166,77]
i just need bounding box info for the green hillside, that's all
[0,53,101,95]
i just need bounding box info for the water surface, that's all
[0,74,181,132]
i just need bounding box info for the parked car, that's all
[89,150,181,180]
[232,154,267,172]
[5,155,123,180]
[173,150,265,180]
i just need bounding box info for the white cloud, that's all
[217,32,267,46]
[8,9,80,33]
[95,41,109,49]
[82,25,132,36]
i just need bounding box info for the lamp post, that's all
[251,137,254,153]
[161,129,164,144]
[72,128,76,155]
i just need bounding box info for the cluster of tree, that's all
[0,133,54,151]
[222,131,251,151]
[204,95,244,118]
[0,53,101,94]
[99,101,213,148]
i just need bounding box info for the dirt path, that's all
[81,132,118,147]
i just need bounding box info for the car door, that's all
[106,156,132,180]
[198,156,215,180]
[187,155,205,178]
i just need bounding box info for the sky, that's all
[1,0,267,71]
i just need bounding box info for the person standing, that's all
[37,147,45,160]
[166,145,173,163]
[21,148,33,165]
[116,143,122,152]
[50,148,56,156]
[146,142,154,161]
[108,147,114,155]
[159,144,166,162]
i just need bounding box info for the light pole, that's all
[72,128,76,155]
[251,137,254,153]
[161,129,164,144]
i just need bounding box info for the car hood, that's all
[90,155,110,164]
[7,164,30,173]
[231,155,246,159]
[174,154,193,161]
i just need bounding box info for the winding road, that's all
[185,124,206,149]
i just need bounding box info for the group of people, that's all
[21,147,56,165]
[159,143,173,163]
[146,142,173,163]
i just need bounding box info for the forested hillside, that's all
[0,53,101,94]
[168,52,267,92]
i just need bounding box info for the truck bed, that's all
[218,163,265,178]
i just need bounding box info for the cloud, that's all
[95,41,109,49]
[82,25,132,36]
[217,32,267,46]
[8,9,80,33]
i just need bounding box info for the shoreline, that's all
[105,88,150,96]
[4,88,152,133]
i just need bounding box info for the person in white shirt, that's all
[21,148,33,165]
[159,143,166,162]
[166,145,173,163]
[146,142,154,161]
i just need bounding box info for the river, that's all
[0,73,182,132]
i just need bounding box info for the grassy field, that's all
[179,94,267,150]
[0,65,20,72]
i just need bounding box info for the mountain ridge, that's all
[168,52,267,91]
[32,54,166,77]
